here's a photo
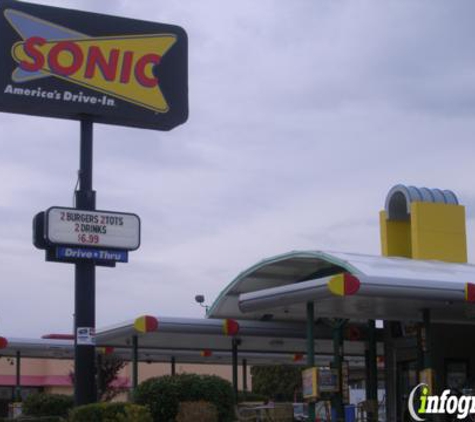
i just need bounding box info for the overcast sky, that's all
[1,0,475,337]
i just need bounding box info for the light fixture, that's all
[194,294,209,313]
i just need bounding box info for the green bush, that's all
[176,401,218,422]
[133,373,235,422]
[0,417,64,422]
[68,402,152,422]
[251,365,302,402]
[22,393,74,418]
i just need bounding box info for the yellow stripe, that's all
[134,316,146,333]
[328,274,345,296]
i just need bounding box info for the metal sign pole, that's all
[74,118,97,405]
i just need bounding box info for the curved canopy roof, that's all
[95,316,375,357]
[0,337,368,366]
[207,250,475,323]
[0,338,75,359]
[385,184,458,220]
[0,315,382,366]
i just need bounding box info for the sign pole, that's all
[74,118,97,405]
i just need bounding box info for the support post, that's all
[171,356,176,376]
[365,348,370,398]
[383,322,397,422]
[421,309,434,421]
[306,302,315,422]
[232,338,239,400]
[132,335,139,392]
[15,351,21,402]
[96,353,103,401]
[74,118,97,406]
[367,320,378,422]
[422,309,432,369]
[332,320,345,422]
[242,358,248,398]
[416,323,424,382]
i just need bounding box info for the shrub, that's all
[68,404,102,422]
[176,401,218,422]
[133,373,235,422]
[251,365,302,402]
[0,417,64,421]
[68,402,152,422]
[22,393,74,418]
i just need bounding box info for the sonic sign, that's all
[0,0,188,130]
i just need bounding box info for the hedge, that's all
[176,401,218,422]
[69,402,152,422]
[133,373,235,422]
[22,394,74,418]
[0,418,64,422]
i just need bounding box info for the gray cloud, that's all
[1,0,475,336]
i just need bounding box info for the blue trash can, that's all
[345,405,356,422]
[331,405,355,422]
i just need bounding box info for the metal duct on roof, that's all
[385,184,459,221]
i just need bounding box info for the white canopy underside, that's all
[208,251,475,323]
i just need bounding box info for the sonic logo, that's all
[5,9,177,113]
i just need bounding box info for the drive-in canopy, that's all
[0,337,369,367]
[0,315,383,364]
[207,250,475,323]
[0,338,74,360]
[95,316,378,356]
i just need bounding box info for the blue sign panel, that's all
[56,247,128,263]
